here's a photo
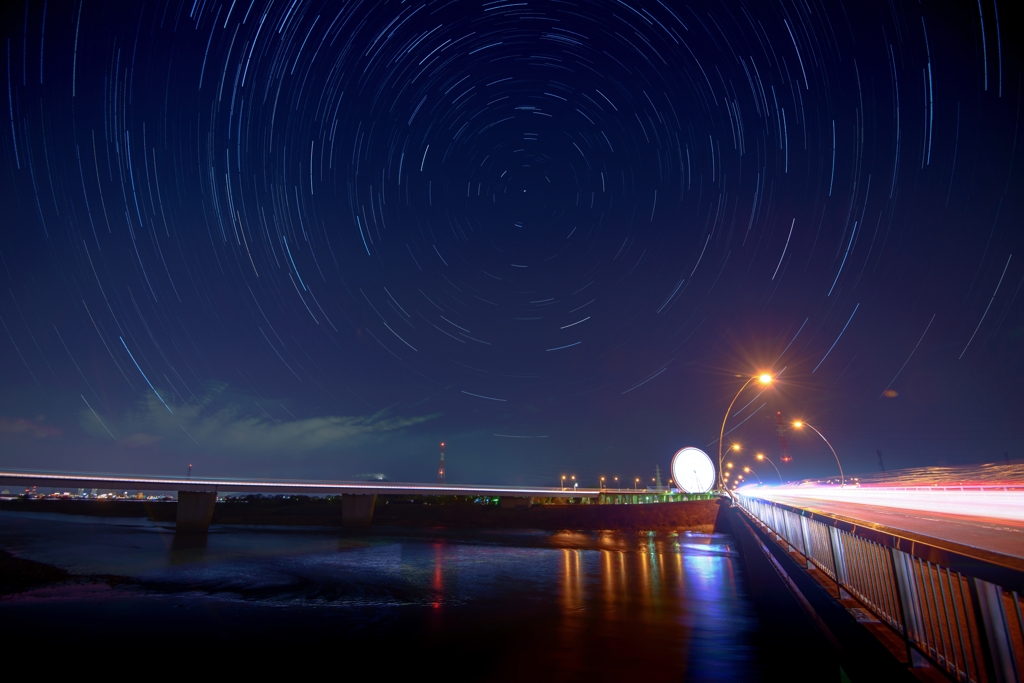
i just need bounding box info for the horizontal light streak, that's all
[742,484,1024,523]
[0,470,598,498]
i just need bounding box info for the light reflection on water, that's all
[0,511,759,678]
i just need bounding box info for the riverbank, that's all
[0,548,69,594]
[0,496,718,532]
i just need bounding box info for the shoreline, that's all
[0,497,718,532]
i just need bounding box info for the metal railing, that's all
[736,493,1024,683]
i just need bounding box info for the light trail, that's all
[739,483,1024,523]
[0,470,599,499]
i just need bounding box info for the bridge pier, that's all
[176,491,217,533]
[341,494,376,527]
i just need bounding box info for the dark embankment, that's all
[0,497,718,531]
[374,499,718,531]
[0,498,177,521]
[0,548,70,594]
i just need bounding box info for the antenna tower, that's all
[438,442,446,484]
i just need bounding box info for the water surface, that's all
[0,510,759,678]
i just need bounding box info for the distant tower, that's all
[776,412,792,463]
[654,464,664,490]
[438,442,446,484]
[876,449,885,472]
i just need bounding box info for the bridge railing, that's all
[736,493,1024,683]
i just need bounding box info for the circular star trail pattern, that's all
[0,0,1021,481]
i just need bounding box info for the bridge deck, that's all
[0,471,600,499]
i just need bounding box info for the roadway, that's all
[746,486,1024,564]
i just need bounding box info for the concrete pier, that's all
[341,494,376,527]
[176,491,217,533]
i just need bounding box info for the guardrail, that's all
[736,493,1024,683]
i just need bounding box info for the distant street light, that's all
[742,466,762,484]
[756,453,783,484]
[561,475,566,491]
[600,476,606,490]
[634,478,640,491]
[717,373,774,490]
[792,421,845,486]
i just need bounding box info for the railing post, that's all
[888,546,915,665]
[799,515,814,570]
[827,524,844,594]
[969,577,1019,683]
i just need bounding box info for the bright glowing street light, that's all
[756,453,783,484]
[717,373,774,490]
[792,421,845,486]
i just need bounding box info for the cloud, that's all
[79,389,439,457]
[0,416,62,438]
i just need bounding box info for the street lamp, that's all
[600,476,606,490]
[717,373,773,490]
[792,421,845,486]
[742,466,762,484]
[634,478,640,491]
[561,475,566,491]
[756,453,783,484]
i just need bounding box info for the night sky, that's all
[0,0,1021,487]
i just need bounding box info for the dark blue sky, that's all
[0,0,1021,487]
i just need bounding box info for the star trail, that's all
[0,0,1021,484]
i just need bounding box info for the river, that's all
[0,509,761,678]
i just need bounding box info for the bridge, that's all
[0,470,600,532]
[721,484,1024,682]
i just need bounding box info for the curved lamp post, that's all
[756,452,783,484]
[792,421,845,487]
[742,466,762,484]
[717,373,773,490]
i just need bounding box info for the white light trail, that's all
[741,484,1024,523]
